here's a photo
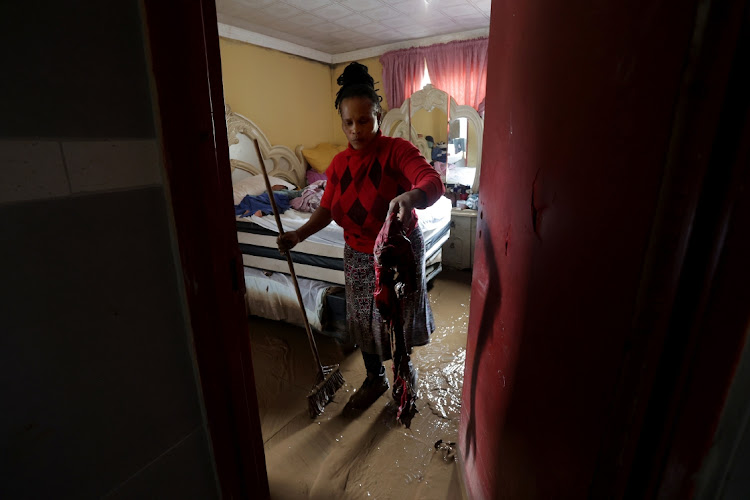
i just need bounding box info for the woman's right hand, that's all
[277,230,300,253]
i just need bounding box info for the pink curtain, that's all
[380,47,425,110]
[424,38,489,112]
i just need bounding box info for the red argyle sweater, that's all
[320,133,444,254]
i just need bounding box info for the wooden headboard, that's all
[225,105,307,188]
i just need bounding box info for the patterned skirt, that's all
[344,226,434,360]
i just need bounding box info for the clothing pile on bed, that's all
[234,180,326,217]
[234,192,290,217]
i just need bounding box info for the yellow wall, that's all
[219,38,334,149]
[411,108,448,143]
[329,56,386,145]
[220,42,402,149]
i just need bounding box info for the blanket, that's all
[235,192,290,217]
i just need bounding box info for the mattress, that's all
[236,196,453,286]
[242,266,340,333]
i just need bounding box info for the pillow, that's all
[306,169,327,186]
[302,143,347,173]
[232,175,296,205]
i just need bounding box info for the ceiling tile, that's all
[329,29,361,41]
[289,13,326,26]
[308,21,346,33]
[260,2,304,18]
[439,4,482,16]
[356,22,391,35]
[378,29,410,41]
[334,13,374,28]
[394,0,431,12]
[314,3,355,20]
[419,9,453,21]
[268,21,300,34]
[218,0,492,55]
[360,6,403,21]
[215,2,250,18]
[233,10,277,25]
[452,14,488,28]
[471,0,492,13]
[232,0,275,6]
[281,0,334,10]
[421,18,458,30]
[355,35,379,45]
[429,0,469,6]
[380,16,419,29]
[396,27,435,38]
[337,0,386,10]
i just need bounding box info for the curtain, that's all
[423,38,489,112]
[380,47,426,110]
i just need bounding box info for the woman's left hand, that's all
[389,189,426,224]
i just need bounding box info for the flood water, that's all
[248,269,472,499]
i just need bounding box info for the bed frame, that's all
[225,104,307,187]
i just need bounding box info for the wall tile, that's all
[0,188,210,498]
[0,140,70,204]
[1,2,156,139]
[62,140,163,193]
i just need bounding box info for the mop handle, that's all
[252,139,324,374]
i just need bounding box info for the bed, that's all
[225,105,452,340]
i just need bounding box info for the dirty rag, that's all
[374,212,419,427]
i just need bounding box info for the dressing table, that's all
[381,84,483,270]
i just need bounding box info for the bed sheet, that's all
[236,196,452,286]
[238,195,452,248]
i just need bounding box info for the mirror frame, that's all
[381,84,483,192]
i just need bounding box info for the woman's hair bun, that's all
[334,61,382,112]
[337,62,374,89]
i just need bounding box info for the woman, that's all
[278,62,445,410]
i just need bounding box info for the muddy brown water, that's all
[248,270,472,499]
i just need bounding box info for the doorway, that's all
[144,0,750,498]
[219,28,479,500]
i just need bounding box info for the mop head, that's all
[307,364,345,418]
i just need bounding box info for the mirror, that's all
[411,106,448,159]
[381,84,483,192]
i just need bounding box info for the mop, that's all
[252,139,345,418]
[374,212,419,427]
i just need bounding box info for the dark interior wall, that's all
[0,2,218,498]
[459,0,707,497]
[0,3,155,138]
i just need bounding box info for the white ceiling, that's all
[216,0,491,57]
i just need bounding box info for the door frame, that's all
[141,1,269,498]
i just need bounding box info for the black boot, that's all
[346,367,389,410]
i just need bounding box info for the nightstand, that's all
[442,208,478,270]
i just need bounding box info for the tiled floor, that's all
[247,269,472,500]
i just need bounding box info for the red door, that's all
[460,0,750,498]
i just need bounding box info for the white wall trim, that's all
[218,23,333,64]
[217,23,490,65]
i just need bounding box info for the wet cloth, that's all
[321,132,445,254]
[235,192,290,217]
[344,225,434,361]
[290,180,326,213]
[374,212,419,427]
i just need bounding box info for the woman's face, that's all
[340,96,380,150]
